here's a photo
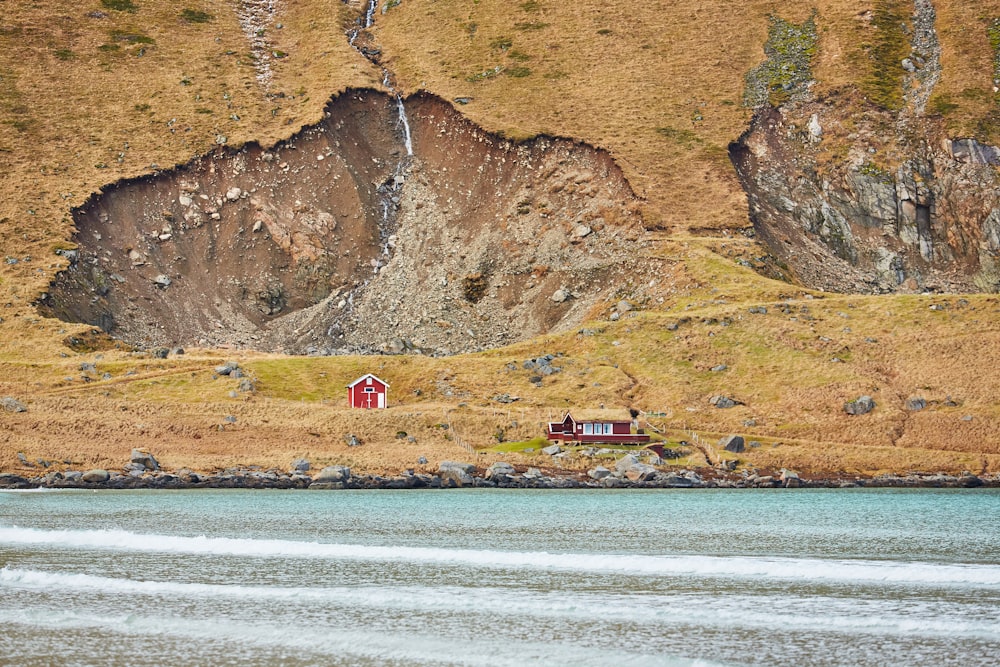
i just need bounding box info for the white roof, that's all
[346,373,390,389]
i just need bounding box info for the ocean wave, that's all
[0,606,718,667]
[2,567,998,640]
[2,524,999,587]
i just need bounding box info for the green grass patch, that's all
[180,9,213,23]
[102,0,138,12]
[489,436,549,453]
[110,30,156,45]
[53,49,75,61]
[505,66,532,78]
[861,1,909,111]
[743,13,817,108]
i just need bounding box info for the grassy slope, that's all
[2,0,1000,477]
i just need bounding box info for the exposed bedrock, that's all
[730,103,1000,294]
[40,90,654,354]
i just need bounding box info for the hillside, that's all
[2,0,1000,480]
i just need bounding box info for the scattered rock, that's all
[541,444,563,456]
[16,452,31,467]
[551,288,570,303]
[905,397,927,411]
[345,434,362,447]
[844,395,876,415]
[493,393,520,404]
[313,465,350,484]
[588,466,612,480]
[291,458,310,473]
[709,395,738,409]
[1,397,27,413]
[710,364,727,372]
[438,461,475,487]
[152,274,172,288]
[81,469,110,483]
[780,469,801,488]
[215,361,240,376]
[719,435,745,453]
[485,462,516,480]
[130,448,159,471]
[572,223,592,238]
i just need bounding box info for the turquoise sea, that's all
[1,488,999,666]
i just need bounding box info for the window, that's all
[583,423,593,435]
[364,387,375,393]
[604,423,613,435]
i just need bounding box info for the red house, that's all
[347,373,389,409]
[546,412,650,445]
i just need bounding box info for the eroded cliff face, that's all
[730,102,1000,294]
[39,90,654,354]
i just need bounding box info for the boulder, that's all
[313,466,350,484]
[439,461,475,487]
[291,458,310,473]
[215,362,240,376]
[709,395,738,409]
[551,288,570,303]
[485,462,516,480]
[1,397,27,413]
[541,444,562,456]
[719,435,745,453]
[904,397,927,411]
[615,453,641,474]
[588,466,612,480]
[345,434,362,447]
[844,395,876,415]
[625,464,657,482]
[130,448,159,471]
[81,469,110,483]
[780,469,801,488]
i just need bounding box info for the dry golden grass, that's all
[2,1,1000,479]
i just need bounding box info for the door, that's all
[377,392,386,408]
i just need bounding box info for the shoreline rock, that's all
[0,467,995,491]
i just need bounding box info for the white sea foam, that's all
[2,525,999,587]
[0,606,718,667]
[2,567,998,640]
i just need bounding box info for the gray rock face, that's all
[844,395,876,415]
[720,435,745,453]
[314,465,350,484]
[81,469,110,483]
[731,100,1000,294]
[615,454,641,475]
[130,448,159,471]
[624,463,657,482]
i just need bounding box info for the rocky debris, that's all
[345,434,362,447]
[215,361,240,376]
[493,393,520,404]
[551,288,570,303]
[41,91,652,356]
[523,354,562,376]
[1,397,27,413]
[2,462,998,491]
[905,397,927,411]
[438,461,476,487]
[710,364,727,372]
[16,452,31,467]
[844,395,876,415]
[709,395,739,409]
[719,435,745,453]
[291,458,310,473]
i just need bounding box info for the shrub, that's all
[180,9,213,23]
[102,0,137,12]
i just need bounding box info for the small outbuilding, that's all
[347,373,389,409]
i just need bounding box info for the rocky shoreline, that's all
[0,454,995,491]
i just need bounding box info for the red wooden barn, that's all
[546,412,650,445]
[347,373,389,409]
